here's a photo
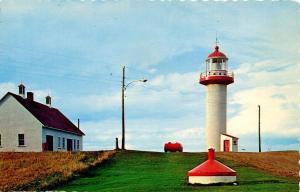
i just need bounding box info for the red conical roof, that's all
[207,46,227,59]
[188,148,236,176]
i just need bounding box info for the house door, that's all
[224,140,230,152]
[67,139,73,151]
[46,135,53,151]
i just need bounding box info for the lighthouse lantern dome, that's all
[206,46,228,72]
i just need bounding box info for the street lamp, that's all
[121,66,147,150]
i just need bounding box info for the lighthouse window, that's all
[210,63,222,70]
[213,58,224,63]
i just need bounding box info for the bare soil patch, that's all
[217,151,298,180]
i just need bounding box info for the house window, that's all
[77,140,80,150]
[73,140,76,151]
[62,138,65,149]
[58,137,61,148]
[233,140,238,145]
[18,134,25,146]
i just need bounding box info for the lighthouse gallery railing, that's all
[200,71,234,79]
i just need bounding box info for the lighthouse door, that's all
[224,140,230,152]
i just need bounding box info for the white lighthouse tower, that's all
[200,44,238,152]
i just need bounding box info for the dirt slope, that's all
[217,151,298,180]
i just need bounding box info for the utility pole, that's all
[120,66,147,150]
[121,66,125,150]
[258,105,261,152]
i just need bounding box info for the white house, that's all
[0,84,85,152]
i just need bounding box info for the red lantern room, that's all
[199,46,234,85]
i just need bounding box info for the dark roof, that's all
[2,92,84,136]
[221,133,238,139]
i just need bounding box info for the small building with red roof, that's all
[0,84,85,152]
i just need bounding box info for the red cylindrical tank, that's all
[164,142,183,152]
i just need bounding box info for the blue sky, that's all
[0,0,299,151]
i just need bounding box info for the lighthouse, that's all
[200,44,238,152]
[187,44,238,185]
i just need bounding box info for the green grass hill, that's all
[55,150,297,192]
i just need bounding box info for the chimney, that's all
[27,92,34,101]
[46,95,51,107]
[18,84,25,98]
[77,118,80,129]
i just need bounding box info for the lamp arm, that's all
[124,79,147,90]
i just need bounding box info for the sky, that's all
[0,0,299,152]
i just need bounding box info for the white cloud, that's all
[234,60,298,88]
[0,82,17,97]
[228,60,299,139]
[81,119,121,151]
[147,72,200,93]
[81,113,205,152]
[64,71,203,115]
[124,115,205,152]
[0,82,54,105]
[80,94,120,112]
[123,72,203,114]
[228,85,298,136]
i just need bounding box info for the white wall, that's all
[0,95,43,152]
[220,134,238,152]
[42,128,83,151]
[232,139,238,152]
[206,84,227,151]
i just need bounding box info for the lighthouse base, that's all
[188,175,236,185]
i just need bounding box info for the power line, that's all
[0,44,143,81]
[0,41,120,70]
[0,52,122,82]
[0,42,153,81]
[0,61,121,84]
[0,65,121,84]
[0,53,120,79]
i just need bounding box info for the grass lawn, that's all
[55,150,297,191]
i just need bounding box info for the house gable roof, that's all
[1,92,84,136]
[221,133,238,139]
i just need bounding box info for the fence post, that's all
[116,137,119,150]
